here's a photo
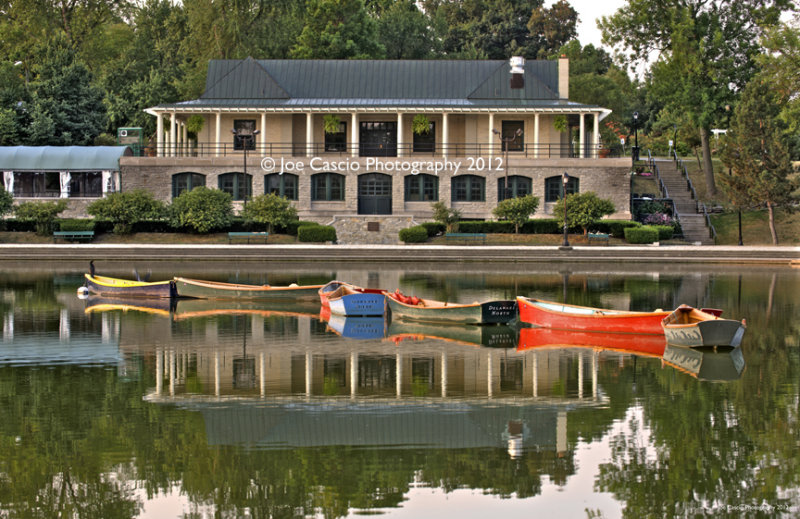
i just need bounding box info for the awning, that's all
[0,146,132,171]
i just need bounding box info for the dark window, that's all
[545,175,579,202]
[172,172,206,198]
[404,174,438,202]
[311,173,345,201]
[451,175,485,202]
[501,120,524,151]
[218,172,252,200]
[413,122,435,153]
[360,121,397,157]
[13,172,60,197]
[325,121,347,152]
[233,119,257,151]
[68,172,103,197]
[265,173,298,200]
[497,175,532,201]
[359,174,392,197]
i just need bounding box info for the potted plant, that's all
[412,114,431,135]
[323,114,342,134]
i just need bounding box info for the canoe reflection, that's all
[662,344,745,381]
[517,326,667,357]
[387,320,519,349]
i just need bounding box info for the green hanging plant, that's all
[412,114,431,135]
[323,114,342,134]
[554,115,568,133]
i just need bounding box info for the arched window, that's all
[172,172,206,198]
[497,175,532,201]
[404,174,438,202]
[265,173,298,200]
[451,175,485,202]
[311,172,345,201]
[218,172,252,200]
[544,175,579,202]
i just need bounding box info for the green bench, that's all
[587,232,610,245]
[228,231,269,244]
[445,232,487,244]
[53,230,95,243]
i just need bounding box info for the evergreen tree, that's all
[291,0,385,59]
[721,79,797,245]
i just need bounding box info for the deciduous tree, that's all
[493,194,540,233]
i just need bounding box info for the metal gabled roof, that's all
[0,146,132,171]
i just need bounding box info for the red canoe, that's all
[516,296,670,335]
[517,326,667,358]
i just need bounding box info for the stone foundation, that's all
[327,215,418,245]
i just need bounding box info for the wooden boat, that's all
[661,305,746,347]
[662,344,745,381]
[174,276,324,300]
[173,298,322,321]
[84,274,175,298]
[516,296,670,334]
[516,326,666,358]
[385,291,517,325]
[318,280,386,316]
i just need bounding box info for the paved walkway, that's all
[0,243,797,266]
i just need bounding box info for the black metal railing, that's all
[671,150,717,243]
[136,141,623,159]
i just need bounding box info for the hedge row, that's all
[297,224,337,243]
[624,226,659,244]
[399,225,429,243]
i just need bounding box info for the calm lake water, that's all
[0,262,798,518]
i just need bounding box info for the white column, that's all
[306,112,313,157]
[305,352,312,398]
[59,308,69,341]
[592,350,598,400]
[214,352,220,397]
[577,351,584,400]
[532,352,538,397]
[487,350,494,398]
[215,112,221,157]
[260,352,266,398]
[182,122,188,156]
[488,113,495,162]
[351,113,358,157]
[579,113,585,159]
[169,112,177,157]
[260,112,267,151]
[396,353,403,398]
[169,350,175,396]
[593,112,600,158]
[350,352,358,398]
[441,352,448,398]
[533,113,540,159]
[396,113,404,158]
[442,112,449,159]
[156,112,164,157]
[156,349,163,396]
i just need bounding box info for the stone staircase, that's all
[652,160,715,245]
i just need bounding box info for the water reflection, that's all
[0,266,798,518]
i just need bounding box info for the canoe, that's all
[385,291,517,325]
[318,281,386,316]
[84,274,175,298]
[661,304,746,347]
[516,296,670,334]
[662,344,745,381]
[173,298,322,320]
[174,276,324,300]
[516,326,666,358]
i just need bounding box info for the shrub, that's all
[168,187,233,233]
[298,224,336,243]
[59,219,95,231]
[492,195,540,233]
[241,193,298,233]
[14,200,68,235]
[624,226,659,244]
[399,225,429,243]
[0,187,12,217]
[87,189,166,234]
[458,220,514,233]
[593,220,641,238]
[651,224,674,240]
[431,201,461,232]
[553,191,616,235]
[421,222,445,237]
[520,219,561,234]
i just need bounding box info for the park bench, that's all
[587,232,610,245]
[53,230,95,243]
[228,231,269,244]
[445,232,487,244]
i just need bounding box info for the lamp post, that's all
[493,127,522,200]
[561,171,570,247]
[231,128,260,206]
[631,111,639,163]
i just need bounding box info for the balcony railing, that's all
[138,142,624,159]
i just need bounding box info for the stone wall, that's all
[327,215,418,245]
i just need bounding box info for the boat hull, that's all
[386,296,517,325]
[319,281,385,309]
[661,306,746,347]
[328,292,386,316]
[85,274,175,298]
[516,297,669,334]
[174,277,323,300]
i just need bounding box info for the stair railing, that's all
[646,150,669,199]
[672,150,717,244]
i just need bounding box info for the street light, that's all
[631,111,640,163]
[231,128,260,206]
[493,127,522,200]
[561,171,570,247]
